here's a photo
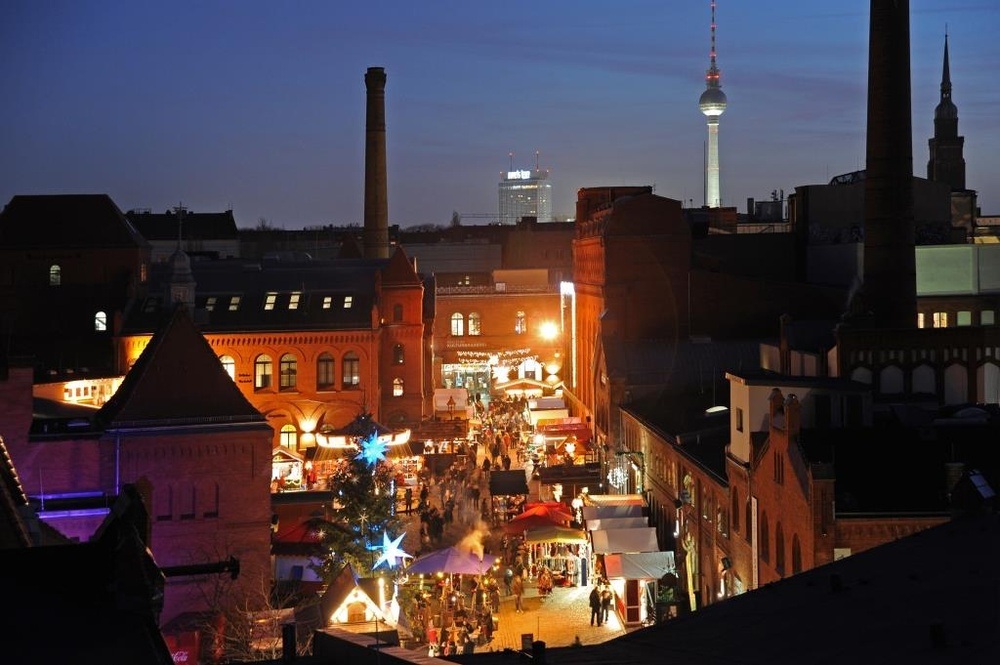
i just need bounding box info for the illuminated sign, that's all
[506,170,532,180]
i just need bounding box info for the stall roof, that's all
[603,551,676,580]
[581,504,644,522]
[524,525,589,544]
[590,527,660,555]
[588,494,646,507]
[489,470,529,496]
[585,516,648,532]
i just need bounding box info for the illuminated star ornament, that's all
[373,531,411,569]
[355,433,388,467]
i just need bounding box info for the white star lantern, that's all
[373,531,411,570]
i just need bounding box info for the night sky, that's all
[2,1,997,228]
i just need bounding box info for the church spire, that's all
[927,30,965,190]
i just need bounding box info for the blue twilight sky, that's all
[1,1,998,229]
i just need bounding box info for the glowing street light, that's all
[539,321,559,341]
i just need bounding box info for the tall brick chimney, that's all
[363,66,389,259]
[861,1,916,329]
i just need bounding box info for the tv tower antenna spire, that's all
[699,0,727,208]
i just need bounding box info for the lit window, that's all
[342,352,360,388]
[140,263,148,283]
[280,424,298,449]
[344,296,353,309]
[220,355,235,380]
[957,311,972,326]
[229,296,241,311]
[393,377,404,397]
[468,312,482,336]
[917,312,925,328]
[49,265,61,286]
[255,354,273,390]
[289,292,301,310]
[317,352,335,389]
[393,343,404,365]
[279,353,297,391]
[323,296,332,309]
[264,292,277,310]
[983,311,996,326]
[206,296,217,311]
[451,312,464,336]
[515,311,526,334]
[94,311,107,332]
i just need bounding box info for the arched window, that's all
[280,424,297,449]
[791,534,802,574]
[775,522,785,573]
[255,354,273,391]
[515,310,526,334]
[468,312,482,336]
[219,355,236,380]
[279,353,297,391]
[731,487,740,534]
[450,312,464,336]
[760,511,770,562]
[317,352,335,390]
[49,264,61,286]
[392,303,403,322]
[392,377,404,397]
[393,343,404,365]
[342,351,360,389]
[94,310,107,331]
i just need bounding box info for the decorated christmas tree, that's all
[314,413,405,579]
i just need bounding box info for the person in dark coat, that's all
[589,585,603,626]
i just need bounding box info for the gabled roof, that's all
[99,305,266,428]
[0,194,149,249]
[381,246,421,286]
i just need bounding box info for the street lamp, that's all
[614,449,645,495]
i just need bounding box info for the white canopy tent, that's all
[590,527,660,555]
[603,551,675,580]
[584,516,649,532]
[581,504,644,522]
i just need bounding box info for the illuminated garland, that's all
[455,348,538,366]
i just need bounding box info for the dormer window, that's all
[323,296,333,309]
[229,296,241,311]
[94,311,107,331]
[49,265,61,286]
[205,296,217,311]
[289,292,301,310]
[264,292,277,311]
[344,296,353,309]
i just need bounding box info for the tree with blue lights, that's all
[316,413,403,579]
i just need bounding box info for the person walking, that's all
[512,572,524,613]
[600,585,613,624]
[589,585,603,626]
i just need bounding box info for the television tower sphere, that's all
[699,86,727,117]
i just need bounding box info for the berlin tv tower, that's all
[699,0,727,208]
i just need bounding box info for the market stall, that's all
[523,525,590,587]
[581,504,644,522]
[602,551,676,626]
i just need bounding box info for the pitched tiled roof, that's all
[120,258,381,335]
[99,305,266,428]
[0,194,149,249]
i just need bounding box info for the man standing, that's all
[512,572,524,613]
[601,585,613,624]
[589,585,602,626]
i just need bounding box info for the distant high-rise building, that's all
[699,0,727,208]
[498,154,552,224]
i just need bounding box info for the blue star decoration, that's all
[355,433,388,467]
[373,531,411,569]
